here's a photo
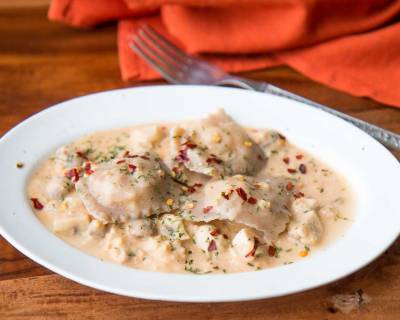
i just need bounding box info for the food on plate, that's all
[28,109,353,274]
[75,153,180,223]
[168,110,266,177]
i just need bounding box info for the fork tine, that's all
[137,29,186,70]
[135,31,187,77]
[131,37,181,84]
[141,25,194,64]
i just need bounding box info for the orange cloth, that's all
[118,17,280,81]
[162,2,400,54]
[123,0,266,11]
[49,0,400,107]
[48,0,154,27]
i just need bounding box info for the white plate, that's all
[0,85,399,302]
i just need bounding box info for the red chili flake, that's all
[128,164,137,174]
[235,187,248,202]
[187,182,203,193]
[116,159,126,164]
[181,141,197,149]
[203,206,213,214]
[72,169,80,182]
[124,151,139,158]
[296,154,303,160]
[30,198,44,210]
[84,162,94,175]
[245,237,259,257]
[257,154,263,161]
[210,229,220,237]
[299,164,307,174]
[221,189,233,200]
[187,186,196,193]
[76,151,88,160]
[65,169,74,179]
[140,155,150,160]
[245,246,256,258]
[247,197,257,205]
[268,245,277,257]
[286,181,294,191]
[175,149,189,163]
[283,157,290,164]
[65,168,80,183]
[223,234,229,239]
[208,240,217,252]
[293,191,305,199]
[287,168,297,174]
[206,154,223,165]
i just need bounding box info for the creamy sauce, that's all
[27,110,354,274]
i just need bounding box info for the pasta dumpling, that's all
[169,109,266,178]
[181,175,291,240]
[76,152,180,223]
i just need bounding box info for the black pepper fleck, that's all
[299,164,307,174]
[16,162,24,169]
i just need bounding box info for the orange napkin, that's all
[49,0,400,107]
[48,0,154,27]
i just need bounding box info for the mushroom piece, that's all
[127,218,156,237]
[158,214,190,241]
[288,197,323,245]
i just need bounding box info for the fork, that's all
[131,25,400,150]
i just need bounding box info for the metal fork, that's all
[131,25,400,150]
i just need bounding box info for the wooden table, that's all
[1,2,399,319]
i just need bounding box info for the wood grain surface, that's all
[1,2,399,319]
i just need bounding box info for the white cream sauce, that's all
[27,110,354,274]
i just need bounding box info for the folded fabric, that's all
[48,0,154,27]
[123,0,266,11]
[162,1,400,54]
[49,0,400,107]
[279,23,400,108]
[118,17,280,81]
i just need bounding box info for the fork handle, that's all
[217,77,400,150]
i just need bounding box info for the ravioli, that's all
[76,152,180,223]
[169,109,266,178]
[181,175,291,240]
